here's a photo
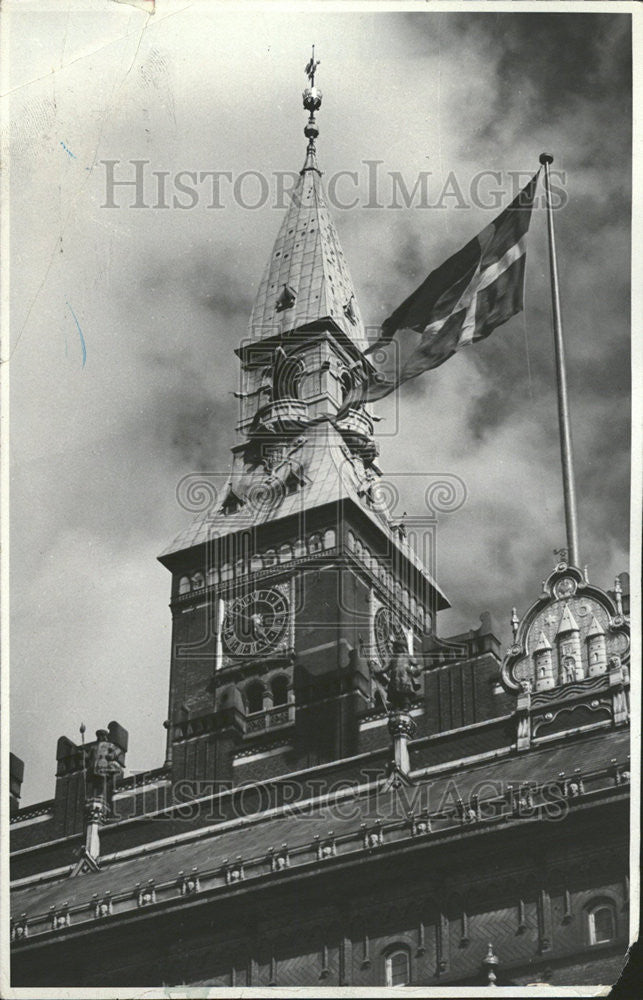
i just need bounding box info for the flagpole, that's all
[539,153,580,568]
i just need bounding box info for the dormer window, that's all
[221,489,244,516]
[385,948,410,987]
[587,901,616,945]
[343,295,357,324]
[276,284,297,312]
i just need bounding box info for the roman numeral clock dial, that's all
[374,606,407,662]
[222,588,289,657]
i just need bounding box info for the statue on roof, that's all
[371,638,422,712]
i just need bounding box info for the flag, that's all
[339,170,540,414]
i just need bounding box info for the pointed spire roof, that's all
[556,604,580,635]
[248,52,369,355]
[586,614,605,638]
[533,630,552,652]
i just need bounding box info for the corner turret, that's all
[533,630,554,691]
[586,614,608,676]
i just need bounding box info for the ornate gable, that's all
[501,561,630,751]
[501,562,629,693]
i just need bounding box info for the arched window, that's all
[347,530,356,552]
[250,553,262,573]
[271,675,289,706]
[587,902,616,945]
[220,563,232,582]
[264,549,277,568]
[323,529,336,550]
[309,534,322,554]
[278,543,293,563]
[235,558,246,578]
[191,572,205,591]
[294,538,306,559]
[385,948,410,987]
[245,680,264,715]
[206,567,218,587]
[178,576,191,595]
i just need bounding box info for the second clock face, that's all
[374,606,407,662]
[222,588,289,657]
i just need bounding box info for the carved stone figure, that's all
[382,638,422,712]
[92,733,121,778]
[562,657,576,683]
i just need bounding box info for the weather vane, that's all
[302,44,322,158]
[305,45,319,87]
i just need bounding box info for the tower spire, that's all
[302,45,322,173]
[246,46,370,353]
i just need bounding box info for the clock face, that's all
[222,588,289,657]
[374,606,407,662]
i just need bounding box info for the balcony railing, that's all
[245,702,296,734]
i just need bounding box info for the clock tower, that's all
[158,57,449,787]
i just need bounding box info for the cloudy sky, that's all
[5,3,631,804]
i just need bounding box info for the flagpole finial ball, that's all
[539,153,554,165]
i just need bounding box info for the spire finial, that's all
[482,941,499,987]
[302,45,322,170]
[614,574,623,615]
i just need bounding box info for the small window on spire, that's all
[221,490,244,516]
[343,295,357,324]
[276,284,297,312]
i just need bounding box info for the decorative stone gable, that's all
[500,563,630,751]
[501,563,629,694]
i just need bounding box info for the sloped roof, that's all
[11,728,629,933]
[158,421,448,607]
[556,604,580,635]
[587,614,605,637]
[247,147,369,354]
[533,630,552,652]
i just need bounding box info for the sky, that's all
[4,2,632,804]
